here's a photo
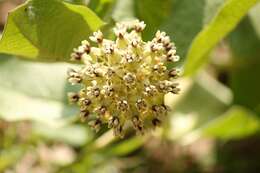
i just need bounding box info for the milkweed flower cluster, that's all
[67,20,180,137]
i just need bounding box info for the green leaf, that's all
[248,3,260,37]
[0,146,25,171]
[162,0,212,61]
[168,73,232,140]
[112,0,135,21]
[229,16,260,61]
[88,0,116,21]
[63,0,85,4]
[228,4,260,114]
[203,0,225,24]
[202,106,260,140]
[159,0,223,61]
[112,0,224,60]
[0,0,104,61]
[135,0,172,40]
[184,0,259,76]
[105,136,145,156]
[230,62,260,115]
[33,123,92,146]
[180,106,260,144]
[0,55,77,125]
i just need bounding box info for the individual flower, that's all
[68,20,180,137]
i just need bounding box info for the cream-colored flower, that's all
[68,20,180,137]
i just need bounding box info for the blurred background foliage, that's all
[0,0,260,172]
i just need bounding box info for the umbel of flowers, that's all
[67,20,180,138]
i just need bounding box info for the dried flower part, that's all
[68,92,80,103]
[68,20,180,137]
[136,98,147,111]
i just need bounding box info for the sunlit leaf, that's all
[0,146,25,171]
[105,136,145,156]
[135,0,172,40]
[64,0,85,4]
[202,106,260,139]
[248,3,260,37]
[0,55,78,125]
[184,0,259,76]
[180,106,260,144]
[112,0,224,61]
[0,0,104,61]
[168,73,232,140]
[112,0,135,21]
[33,123,92,146]
[162,0,211,61]
[88,0,116,20]
[229,4,260,114]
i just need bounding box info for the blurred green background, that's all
[0,0,260,173]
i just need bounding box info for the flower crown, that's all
[68,20,180,137]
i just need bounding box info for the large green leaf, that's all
[111,0,225,62]
[184,0,259,76]
[202,106,260,139]
[112,0,135,21]
[229,4,260,114]
[0,146,25,171]
[0,0,104,61]
[104,136,145,156]
[249,3,260,37]
[33,123,92,146]
[88,0,116,21]
[169,74,260,142]
[179,106,260,144]
[161,0,225,63]
[230,62,260,115]
[168,73,232,141]
[229,17,260,61]
[0,55,78,125]
[135,0,172,40]
[161,0,222,61]
[64,0,85,4]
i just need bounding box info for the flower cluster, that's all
[68,20,180,137]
